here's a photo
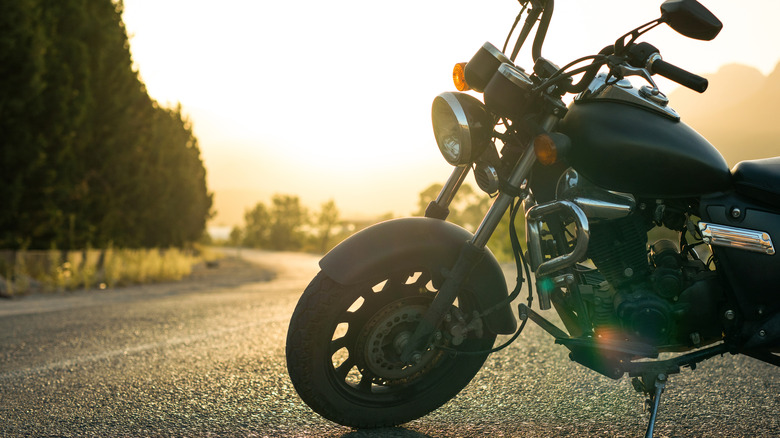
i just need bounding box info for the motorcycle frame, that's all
[432,115,559,250]
[420,3,780,435]
[404,114,562,359]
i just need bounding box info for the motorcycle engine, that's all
[586,213,725,347]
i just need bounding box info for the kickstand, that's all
[632,373,667,438]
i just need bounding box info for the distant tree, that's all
[416,184,442,217]
[314,199,340,253]
[416,183,516,261]
[268,195,307,251]
[416,183,490,229]
[241,194,308,251]
[243,202,271,248]
[228,226,243,247]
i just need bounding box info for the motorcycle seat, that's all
[731,157,780,206]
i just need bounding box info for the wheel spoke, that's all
[357,372,374,393]
[338,311,356,325]
[329,337,349,356]
[334,357,356,381]
[414,271,432,289]
[383,273,407,292]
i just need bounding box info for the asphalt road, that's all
[1,249,778,437]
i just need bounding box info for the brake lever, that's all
[613,62,661,94]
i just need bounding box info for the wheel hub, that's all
[359,298,441,382]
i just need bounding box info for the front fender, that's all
[320,217,517,335]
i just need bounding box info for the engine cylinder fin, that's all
[587,214,650,288]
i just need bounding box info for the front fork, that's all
[402,115,558,362]
[424,164,471,220]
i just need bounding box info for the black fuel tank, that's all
[559,100,732,198]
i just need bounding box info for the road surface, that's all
[1,249,777,437]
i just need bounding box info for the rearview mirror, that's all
[660,0,722,41]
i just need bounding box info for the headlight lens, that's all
[431,92,493,166]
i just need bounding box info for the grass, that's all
[0,246,220,296]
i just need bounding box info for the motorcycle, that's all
[286,1,780,436]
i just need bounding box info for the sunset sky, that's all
[121,0,780,225]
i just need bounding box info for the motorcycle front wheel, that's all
[286,269,496,428]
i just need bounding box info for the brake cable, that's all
[502,2,529,55]
[532,54,609,94]
[441,198,535,356]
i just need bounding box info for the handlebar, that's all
[627,42,708,93]
[648,57,708,93]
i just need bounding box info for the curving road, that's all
[0,249,777,437]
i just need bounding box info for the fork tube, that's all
[471,151,536,248]
[425,165,470,220]
[436,165,470,208]
[403,116,556,362]
[471,115,558,248]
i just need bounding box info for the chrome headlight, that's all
[431,92,493,166]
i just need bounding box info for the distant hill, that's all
[668,62,780,166]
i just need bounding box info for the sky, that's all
[121,0,780,225]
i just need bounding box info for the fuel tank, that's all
[558,78,732,198]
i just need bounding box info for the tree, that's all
[314,199,340,253]
[241,194,308,251]
[243,202,271,248]
[416,183,516,261]
[0,0,213,250]
[0,0,90,249]
[228,226,243,247]
[416,183,490,229]
[268,195,307,251]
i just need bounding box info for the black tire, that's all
[286,268,496,428]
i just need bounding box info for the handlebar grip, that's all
[650,58,708,93]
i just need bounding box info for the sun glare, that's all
[122,0,780,223]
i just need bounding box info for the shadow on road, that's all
[340,428,434,438]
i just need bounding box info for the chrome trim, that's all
[577,73,679,120]
[556,168,635,221]
[434,165,470,208]
[572,197,633,221]
[474,162,500,195]
[639,85,670,107]
[526,200,590,277]
[699,222,776,255]
[646,53,663,71]
[481,41,511,64]
[470,114,558,249]
[497,64,534,89]
[471,148,535,248]
[435,92,472,165]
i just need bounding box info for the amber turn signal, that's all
[533,134,558,165]
[453,62,471,91]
